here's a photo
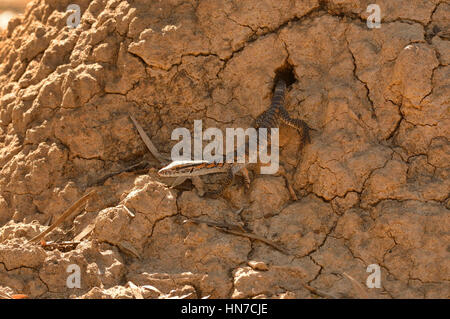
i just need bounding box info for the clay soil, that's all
[0,0,448,299]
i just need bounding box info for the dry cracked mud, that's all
[0,0,448,299]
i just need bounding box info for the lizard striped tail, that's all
[255,80,287,130]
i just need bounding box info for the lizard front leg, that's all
[239,167,251,191]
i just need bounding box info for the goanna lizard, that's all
[158,79,312,195]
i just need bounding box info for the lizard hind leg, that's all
[278,107,312,145]
[239,167,251,191]
[287,117,312,145]
[233,166,252,194]
[205,168,234,197]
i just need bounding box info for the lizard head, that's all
[158,160,210,177]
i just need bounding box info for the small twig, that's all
[43,215,53,226]
[186,218,291,255]
[29,190,97,243]
[302,283,339,299]
[40,240,80,252]
[73,222,96,242]
[342,272,369,299]
[223,228,291,255]
[129,114,170,164]
[90,161,152,186]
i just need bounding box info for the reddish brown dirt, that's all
[0,1,30,30]
[0,0,448,299]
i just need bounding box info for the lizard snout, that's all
[157,167,169,176]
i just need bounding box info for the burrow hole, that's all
[273,62,297,90]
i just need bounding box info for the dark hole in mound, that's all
[274,63,296,89]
